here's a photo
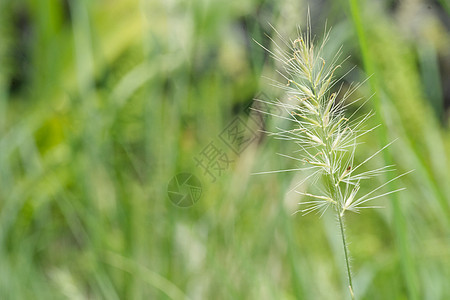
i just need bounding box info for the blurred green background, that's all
[0,0,449,299]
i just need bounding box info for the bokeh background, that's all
[0,0,449,299]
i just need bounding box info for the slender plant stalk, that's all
[338,213,354,299]
[255,18,408,299]
[347,1,419,298]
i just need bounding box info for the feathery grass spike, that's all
[257,19,408,299]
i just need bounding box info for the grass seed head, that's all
[257,24,406,217]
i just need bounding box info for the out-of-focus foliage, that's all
[0,0,448,299]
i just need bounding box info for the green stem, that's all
[338,212,355,300]
[347,1,419,298]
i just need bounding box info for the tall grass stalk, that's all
[347,0,420,298]
[255,21,408,299]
